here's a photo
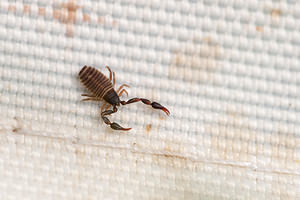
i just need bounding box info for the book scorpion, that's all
[79,66,170,131]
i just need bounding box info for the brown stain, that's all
[271,128,297,167]
[98,16,105,24]
[256,26,263,32]
[53,9,62,20]
[133,141,188,168]
[12,117,23,133]
[65,24,74,37]
[74,148,80,155]
[164,145,172,152]
[83,14,90,22]
[162,153,187,160]
[23,5,30,14]
[7,3,117,37]
[205,107,252,162]
[61,0,80,24]
[163,142,182,157]
[145,124,152,133]
[270,9,281,18]
[159,115,166,120]
[112,20,119,27]
[151,153,188,169]
[206,106,299,170]
[169,36,221,83]
[60,0,80,37]
[270,9,281,26]
[175,53,182,66]
[12,128,21,133]
[38,7,46,16]
[202,36,212,43]
[8,5,16,12]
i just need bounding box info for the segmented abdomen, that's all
[79,66,113,98]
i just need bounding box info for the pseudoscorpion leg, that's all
[118,89,128,97]
[105,66,112,82]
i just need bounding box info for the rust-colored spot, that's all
[53,9,62,20]
[61,0,80,23]
[12,128,20,133]
[202,36,212,43]
[150,153,189,169]
[112,20,119,27]
[98,16,105,24]
[270,9,281,17]
[83,14,90,22]
[66,24,74,37]
[60,0,81,37]
[159,115,166,120]
[38,7,46,16]
[74,148,80,155]
[204,107,254,163]
[145,124,152,133]
[12,117,22,133]
[169,36,221,83]
[23,5,31,14]
[8,5,16,12]
[256,26,263,32]
[162,154,187,160]
[174,50,182,66]
[7,2,117,37]
[164,145,172,152]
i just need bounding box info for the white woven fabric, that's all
[0,0,299,199]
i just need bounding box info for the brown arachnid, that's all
[79,66,170,131]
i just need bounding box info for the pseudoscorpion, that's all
[79,66,170,131]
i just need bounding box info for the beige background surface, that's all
[0,0,299,199]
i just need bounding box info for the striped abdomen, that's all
[79,66,114,99]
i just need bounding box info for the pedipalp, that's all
[101,106,131,131]
[120,98,170,115]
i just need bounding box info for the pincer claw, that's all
[151,102,170,115]
[110,122,131,131]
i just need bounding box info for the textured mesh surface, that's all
[0,0,300,199]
